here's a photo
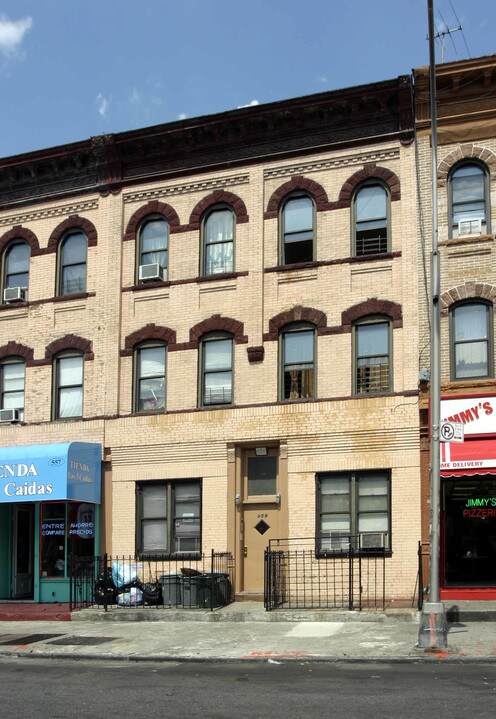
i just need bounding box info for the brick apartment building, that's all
[415,55,496,600]
[0,73,422,606]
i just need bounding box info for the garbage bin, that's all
[197,573,231,609]
[181,574,202,607]
[158,574,182,606]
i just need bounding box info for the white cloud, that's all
[315,75,327,84]
[0,14,33,58]
[96,93,110,119]
[237,99,260,109]
[177,112,187,120]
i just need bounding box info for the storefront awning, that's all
[441,439,496,477]
[0,442,101,504]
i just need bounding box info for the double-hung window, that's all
[317,471,390,553]
[281,195,314,265]
[451,302,492,380]
[200,334,233,406]
[136,480,201,556]
[53,352,83,419]
[353,184,388,256]
[138,217,168,282]
[202,207,234,276]
[134,342,166,412]
[58,232,87,296]
[0,358,25,420]
[354,318,391,394]
[2,241,30,302]
[280,325,315,400]
[450,163,489,237]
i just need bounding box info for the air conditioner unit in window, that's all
[360,533,386,550]
[138,263,166,282]
[0,408,20,423]
[3,287,26,303]
[458,219,482,237]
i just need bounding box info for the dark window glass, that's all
[354,185,388,255]
[282,327,315,400]
[4,241,30,290]
[201,336,233,406]
[282,196,314,264]
[355,320,390,394]
[247,457,277,495]
[139,218,168,274]
[59,232,87,295]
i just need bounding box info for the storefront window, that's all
[40,501,95,578]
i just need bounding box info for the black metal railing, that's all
[70,550,235,612]
[264,536,387,611]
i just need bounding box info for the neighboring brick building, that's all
[0,74,422,606]
[415,55,496,600]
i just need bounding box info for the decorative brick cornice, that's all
[189,314,247,346]
[247,346,264,363]
[0,342,34,366]
[264,305,327,341]
[44,334,93,362]
[440,282,496,315]
[341,298,403,331]
[46,215,98,253]
[338,164,401,206]
[0,226,40,256]
[123,201,181,242]
[187,190,248,231]
[264,175,329,219]
[438,145,496,186]
[121,323,177,356]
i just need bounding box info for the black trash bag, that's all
[95,567,116,590]
[142,581,163,606]
[94,585,116,605]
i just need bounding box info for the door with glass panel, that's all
[13,504,34,598]
[240,448,284,593]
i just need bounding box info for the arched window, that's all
[280,324,316,400]
[53,351,84,419]
[134,342,166,412]
[354,317,391,394]
[137,217,169,282]
[353,183,389,256]
[450,302,492,380]
[0,357,25,420]
[2,240,30,303]
[199,333,233,406]
[202,207,234,276]
[58,232,87,296]
[280,195,314,265]
[449,163,490,237]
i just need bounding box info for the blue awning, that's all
[0,442,101,504]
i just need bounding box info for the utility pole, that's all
[418,0,448,650]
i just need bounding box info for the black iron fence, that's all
[70,551,235,612]
[264,536,386,611]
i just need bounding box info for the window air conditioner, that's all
[138,263,166,282]
[0,408,20,423]
[458,219,482,237]
[359,533,386,550]
[3,287,26,303]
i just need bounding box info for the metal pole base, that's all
[418,601,448,650]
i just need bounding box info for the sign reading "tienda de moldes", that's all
[440,396,495,437]
[0,442,101,504]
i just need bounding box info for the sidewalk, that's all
[0,602,495,663]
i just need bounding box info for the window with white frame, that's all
[354,317,391,394]
[134,342,166,412]
[280,324,315,400]
[281,194,314,265]
[202,207,234,276]
[353,183,389,256]
[449,163,490,237]
[58,232,87,296]
[317,471,390,553]
[200,333,233,406]
[451,302,493,380]
[53,352,83,419]
[137,217,168,282]
[2,240,30,302]
[0,357,25,420]
[136,480,201,556]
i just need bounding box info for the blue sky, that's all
[0,1,494,158]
